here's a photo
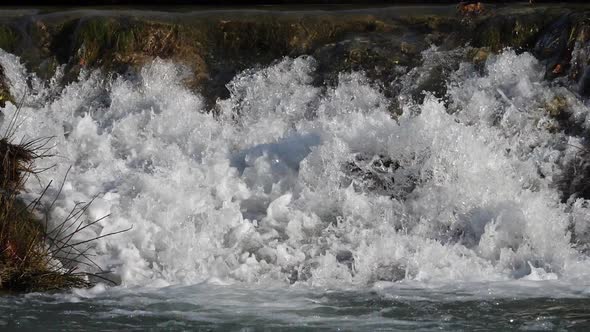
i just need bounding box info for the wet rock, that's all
[343,154,399,197]
[539,94,586,137]
[0,5,588,105]
[395,47,471,105]
[556,142,590,202]
[541,94,578,134]
[287,260,317,284]
[0,25,18,53]
[458,2,486,18]
[287,269,299,284]
[370,264,407,283]
[569,23,590,81]
[203,14,395,100]
[571,22,590,96]
[534,15,572,79]
[474,14,545,52]
[579,67,590,96]
[525,13,590,96]
[469,47,490,64]
[401,13,458,33]
[336,249,354,270]
[312,34,420,87]
[0,65,13,108]
[545,95,569,118]
[400,41,418,55]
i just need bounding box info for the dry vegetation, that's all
[0,104,123,293]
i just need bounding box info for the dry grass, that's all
[0,99,124,293]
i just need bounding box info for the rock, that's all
[579,67,590,97]
[474,14,545,52]
[343,154,401,198]
[336,249,354,270]
[0,5,589,105]
[0,65,13,108]
[458,2,486,18]
[545,95,569,120]
[371,263,407,283]
[0,25,18,53]
[534,15,572,79]
[552,63,565,75]
[400,41,417,55]
[470,47,490,64]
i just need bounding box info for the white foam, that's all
[1,48,590,290]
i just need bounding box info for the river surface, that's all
[2,7,590,328]
[2,282,590,330]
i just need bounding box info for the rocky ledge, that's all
[1,4,590,106]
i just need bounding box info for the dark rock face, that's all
[0,12,402,105]
[0,0,546,5]
[528,11,590,98]
[534,15,572,78]
[1,5,590,105]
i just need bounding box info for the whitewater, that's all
[2,46,590,329]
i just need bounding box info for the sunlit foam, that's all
[1,48,590,289]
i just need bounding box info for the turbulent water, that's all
[2,46,590,329]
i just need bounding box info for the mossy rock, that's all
[312,32,420,87]
[0,90,12,109]
[545,95,569,118]
[564,19,590,83]
[474,15,544,52]
[199,14,397,102]
[510,18,541,49]
[72,17,141,66]
[0,6,587,105]
[399,14,459,33]
[0,25,19,53]
[0,65,14,108]
[206,14,391,64]
[468,47,491,64]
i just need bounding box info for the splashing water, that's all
[2,47,590,297]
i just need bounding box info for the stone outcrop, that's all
[1,5,590,104]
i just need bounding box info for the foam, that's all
[1,48,590,289]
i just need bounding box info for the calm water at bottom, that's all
[1,282,589,331]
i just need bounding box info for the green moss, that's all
[70,18,190,69]
[114,28,136,53]
[0,90,13,108]
[511,19,540,49]
[74,18,120,64]
[0,25,18,52]
[473,14,544,52]
[479,25,503,51]
[73,18,150,64]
